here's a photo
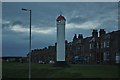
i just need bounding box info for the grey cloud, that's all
[99,19,118,31]
[2,23,11,29]
[67,16,88,24]
[2,2,118,56]
[11,20,23,26]
[2,21,23,35]
[3,20,23,29]
[2,29,56,56]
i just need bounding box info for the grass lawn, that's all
[2,62,120,78]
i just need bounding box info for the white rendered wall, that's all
[57,20,65,61]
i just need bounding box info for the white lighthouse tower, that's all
[55,14,66,66]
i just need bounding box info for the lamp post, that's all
[21,8,31,80]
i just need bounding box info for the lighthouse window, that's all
[58,21,61,22]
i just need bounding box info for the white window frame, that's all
[90,43,92,49]
[104,41,109,48]
[116,53,120,63]
[103,51,109,61]
[106,41,109,48]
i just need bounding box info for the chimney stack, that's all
[78,34,83,39]
[92,29,98,38]
[99,29,106,37]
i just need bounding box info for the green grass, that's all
[2,62,120,78]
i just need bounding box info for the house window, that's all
[90,53,92,57]
[90,43,92,49]
[116,53,120,64]
[77,46,81,50]
[104,42,106,48]
[106,41,109,48]
[104,41,109,48]
[97,42,99,48]
[101,42,104,48]
[103,51,110,61]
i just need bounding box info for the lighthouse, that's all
[55,14,66,66]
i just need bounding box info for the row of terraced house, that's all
[30,29,120,64]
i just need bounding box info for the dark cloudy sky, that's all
[2,2,118,56]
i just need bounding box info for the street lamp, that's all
[21,8,31,80]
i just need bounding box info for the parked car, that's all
[38,60,44,64]
[49,60,55,64]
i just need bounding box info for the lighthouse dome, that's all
[56,15,66,21]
